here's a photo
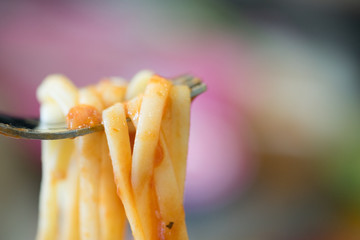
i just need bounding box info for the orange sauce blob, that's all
[66,104,102,129]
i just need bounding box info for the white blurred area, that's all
[0,0,359,239]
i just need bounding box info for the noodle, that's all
[36,71,191,240]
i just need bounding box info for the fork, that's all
[0,75,206,140]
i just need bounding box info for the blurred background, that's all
[0,0,359,239]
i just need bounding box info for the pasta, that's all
[36,71,191,240]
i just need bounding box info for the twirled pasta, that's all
[36,71,190,240]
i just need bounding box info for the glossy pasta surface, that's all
[36,71,191,240]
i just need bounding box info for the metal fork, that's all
[0,75,206,140]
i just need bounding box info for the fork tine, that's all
[172,74,193,85]
[190,83,207,98]
[173,75,201,86]
[173,75,204,97]
[186,77,202,89]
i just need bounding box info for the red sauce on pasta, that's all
[66,104,102,129]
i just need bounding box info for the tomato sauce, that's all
[66,104,102,129]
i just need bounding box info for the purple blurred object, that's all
[185,93,253,212]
